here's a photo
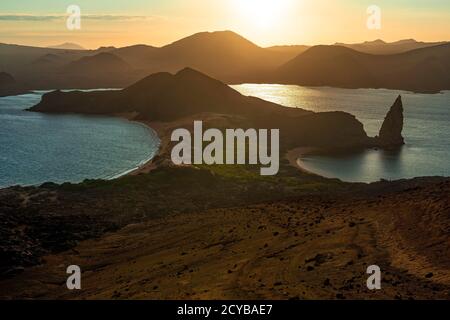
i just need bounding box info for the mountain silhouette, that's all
[334,39,448,55]
[112,31,296,81]
[276,43,450,93]
[1,31,449,93]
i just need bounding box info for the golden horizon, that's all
[0,0,449,49]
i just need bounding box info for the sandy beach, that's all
[113,113,173,176]
[286,147,323,175]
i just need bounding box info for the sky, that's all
[0,0,449,49]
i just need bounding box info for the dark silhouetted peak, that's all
[277,45,374,87]
[124,68,225,95]
[171,30,252,43]
[283,45,360,65]
[278,42,450,92]
[175,67,200,76]
[175,67,217,81]
[164,30,261,51]
[377,95,405,147]
[173,67,228,92]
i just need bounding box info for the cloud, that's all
[0,15,62,21]
[0,14,154,22]
[83,15,151,21]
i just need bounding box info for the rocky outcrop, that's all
[376,95,405,147]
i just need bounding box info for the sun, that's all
[233,0,293,29]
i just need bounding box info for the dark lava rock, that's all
[376,95,405,147]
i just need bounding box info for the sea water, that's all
[0,91,160,188]
[232,84,450,182]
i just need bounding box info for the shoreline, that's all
[113,112,171,176]
[122,112,244,176]
[286,147,318,174]
[126,120,171,175]
[0,106,165,190]
[2,90,444,186]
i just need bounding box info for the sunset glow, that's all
[0,0,449,48]
[232,0,294,29]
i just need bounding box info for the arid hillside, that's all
[1,172,449,299]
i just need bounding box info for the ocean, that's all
[0,91,160,188]
[232,84,450,182]
[2,86,449,186]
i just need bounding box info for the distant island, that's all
[1,31,449,94]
